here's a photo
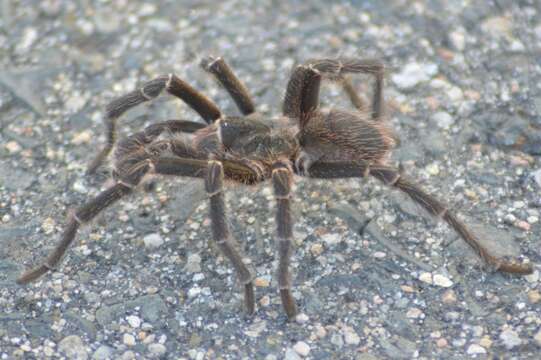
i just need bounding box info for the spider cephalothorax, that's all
[18,56,532,319]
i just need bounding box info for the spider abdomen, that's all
[300,109,397,164]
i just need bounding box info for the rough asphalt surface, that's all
[1,1,540,359]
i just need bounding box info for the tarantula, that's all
[18,56,532,319]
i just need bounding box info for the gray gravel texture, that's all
[1,1,541,359]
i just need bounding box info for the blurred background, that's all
[1,1,540,359]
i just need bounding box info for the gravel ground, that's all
[1,1,541,359]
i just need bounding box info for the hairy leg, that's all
[88,74,222,174]
[271,160,298,318]
[341,76,367,111]
[283,58,384,125]
[18,150,263,285]
[303,160,533,275]
[201,56,256,115]
[205,160,255,315]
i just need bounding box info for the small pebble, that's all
[187,286,201,298]
[466,344,486,355]
[525,270,539,283]
[123,334,136,346]
[527,290,540,304]
[72,130,92,145]
[330,333,344,347]
[433,274,453,288]
[126,315,141,328]
[42,217,56,234]
[254,277,270,287]
[343,328,361,345]
[406,308,424,319]
[418,272,433,284]
[296,313,309,324]
[143,233,164,248]
[426,163,440,176]
[534,330,541,346]
[514,220,530,231]
[442,289,457,304]
[259,295,270,307]
[93,345,114,360]
[315,325,327,338]
[532,169,541,188]
[401,285,415,293]
[121,351,136,360]
[293,341,310,357]
[392,62,438,89]
[148,343,167,356]
[449,30,466,51]
[43,347,54,357]
[185,253,202,273]
[322,233,341,246]
[5,141,21,154]
[436,338,448,348]
[479,337,492,349]
[284,348,301,360]
[432,111,454,129]
[499,329,522,349]
[58,335,88,360]
[310,243,324,256]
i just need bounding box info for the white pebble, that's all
[499,329,522,349]
[123,334,136,346]
[126,315,141,328]
[419,272,433,284]
[187,286,201,298]
[295,313,309,324]
[406,307,424,319]
[525,270,539,283]
[433,274,454,288]
[148,343,167,356]
[532,169,541,188]
[322,233,341,246]
[392,62,438,89]
[467,344,486,355]
[284,348,301,360]
[5,141,21,154]
[534,329,541,346]
[426,163,440,176]
[343,328,361,345]
[185,253,202,273]
[293,341,311,357]
[449,30,466,51]
[58,335,88,360]
[432,111,454,129]
[143,233,164,248]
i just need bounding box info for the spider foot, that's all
[200,56,221,71]
[280,289,298,319]
[244,283,256,316]
[294,151,317,176]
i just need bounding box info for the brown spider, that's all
[17,56,533,319]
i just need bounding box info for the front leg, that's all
[271,160,298,319]
[205,160,256,315]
